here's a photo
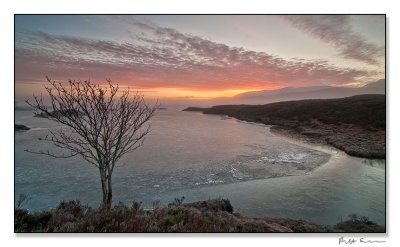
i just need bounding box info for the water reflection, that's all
[15,107,385,225]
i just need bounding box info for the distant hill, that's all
[185,94,386,158]
[214,79,386,105]
[362,79,386,89]
[236,85,331,98]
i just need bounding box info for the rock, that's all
[34,109,83,118]
[15,124,30,131]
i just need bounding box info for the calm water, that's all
[15,106,385,225]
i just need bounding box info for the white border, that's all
[1,1,399,247]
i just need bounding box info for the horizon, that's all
[14,79,386,108]
[15,15,385,101]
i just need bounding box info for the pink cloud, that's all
[15,20,377,92]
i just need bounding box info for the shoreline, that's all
[184,95,386,159]
[212,113,385,160]
[226,117,384,159]
[269,125,343,156]
[269,124,385,159]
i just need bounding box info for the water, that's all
[15,106,385,225]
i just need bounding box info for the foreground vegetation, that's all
[184,95,385,158]
[15,199,384,233]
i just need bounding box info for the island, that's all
[182,107,208,112]
[184,94,385,159]
[15,124,30,131]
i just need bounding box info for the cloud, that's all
[15,18,377,93]
[281,15,384,65]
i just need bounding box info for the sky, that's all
[15,15,385,100]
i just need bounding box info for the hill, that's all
[209,79,385,105]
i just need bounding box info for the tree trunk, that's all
[100,168,113,209]
[106,175,112,206]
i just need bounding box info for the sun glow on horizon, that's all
[15,80,273,101]
[128,87,269,99]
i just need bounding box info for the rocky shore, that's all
[184,95,385,159]
[270,124,385,159]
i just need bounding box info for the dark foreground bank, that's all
[15,199,384,233]
[184,95,385,159]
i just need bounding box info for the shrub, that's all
[14,199,385,233]
[333,214,385,233]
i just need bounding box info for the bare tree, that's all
[26,77,158,207]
